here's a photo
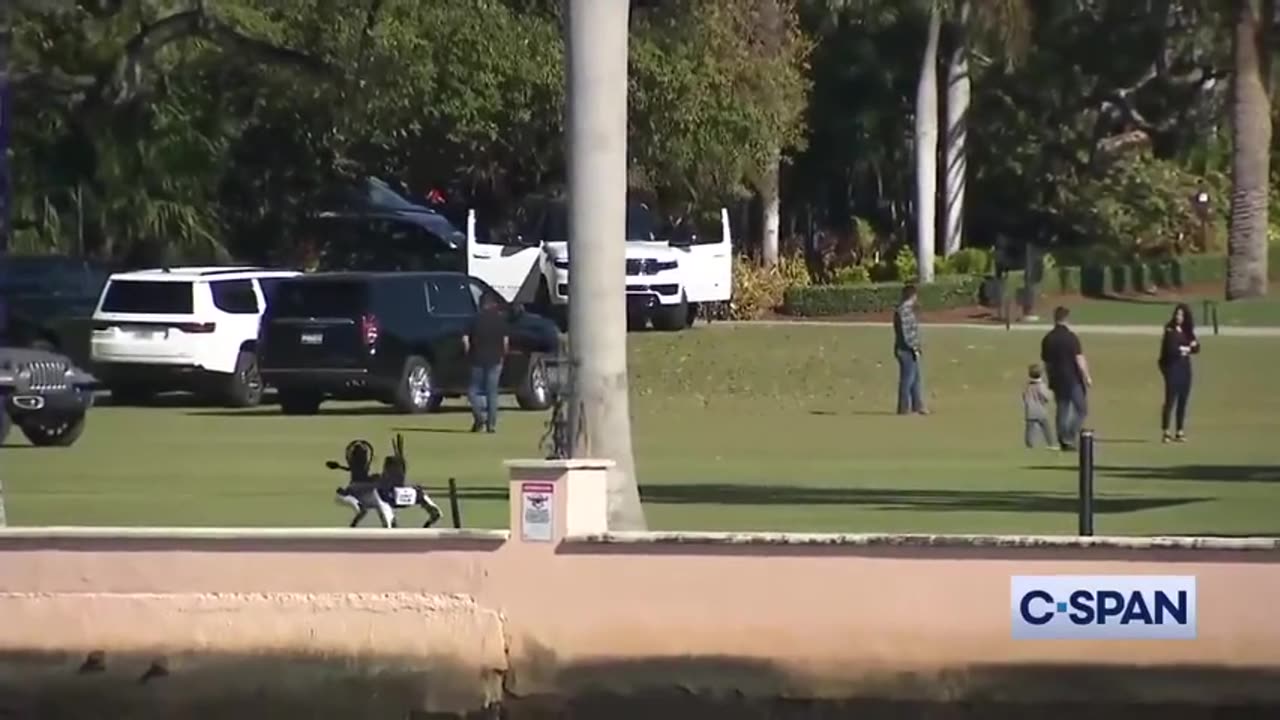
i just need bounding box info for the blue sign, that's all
[1011,575,1197,640]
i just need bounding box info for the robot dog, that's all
[327,435,442,528]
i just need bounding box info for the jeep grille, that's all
[626,259,667,276]
[23,360,70,391]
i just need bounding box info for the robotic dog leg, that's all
[374,495,396,529]
[416,486,443,528]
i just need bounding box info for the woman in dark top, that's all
[1158,303,1200,443]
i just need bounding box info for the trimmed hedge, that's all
[782,247,1278,318]
[1013,250,1278,299]
[783,275,982,317]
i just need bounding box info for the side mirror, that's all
[669,231,694,248]
[325,460,341,470]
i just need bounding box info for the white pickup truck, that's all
[466,198,733,331]
[309,182,732,331]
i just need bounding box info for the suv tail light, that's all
[176,322,217,334]
[360,314,379,350]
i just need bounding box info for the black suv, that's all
[1,255,111,367]
[258,272,559,415]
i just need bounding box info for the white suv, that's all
[90,267,299,407]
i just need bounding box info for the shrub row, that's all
[783,275,983,317]
[779,247,1279,318]
[1006,249,1279,300]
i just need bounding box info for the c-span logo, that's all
[1011,575,1196,640]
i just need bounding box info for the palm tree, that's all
[940,0,970,259]
[939,0,1028,259]
[1226,0,1272,300]
[810,0,1027,281]
[915,4,943,283]
[564,0,646,530]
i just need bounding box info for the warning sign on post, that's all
[520,482,554,542]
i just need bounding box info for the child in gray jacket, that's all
[1024,364,1055,448]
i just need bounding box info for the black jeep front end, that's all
[0,348,99,447]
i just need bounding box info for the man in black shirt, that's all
[463,296,510,433]
[1040,306,1093,451]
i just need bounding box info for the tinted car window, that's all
[270,280,369,318]
[0,257,107,298]
[101,280,194,314]
[374,277,430,328]
[257,277,286,308]
[427,276,475,316]
[210,279,259,314]
[543,200,658,242]
[468,278,506,311]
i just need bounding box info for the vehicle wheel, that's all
[19,413,87,447]
[516,353,553,411]
[654,295,690,332]
[0,405,11,446]
[225,350,264,408]
[109,384,155,406]
[279,389,323,415]
[393,356,437,414]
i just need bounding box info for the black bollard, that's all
[1212,302,1220,336]
[1078,429,1095,536]
[448,477,463,529]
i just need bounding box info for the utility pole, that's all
[564,0,646,530]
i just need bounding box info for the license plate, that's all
[300,332,324,345]
[125,326,163,340]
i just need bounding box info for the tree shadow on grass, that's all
[99,391,278,409]
[187,405,473,418]
[809,410,897,417]
[638,484,1207,515]
[1027,464,1280,483]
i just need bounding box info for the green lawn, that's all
[4,325,1278,535]
[1050,292,1280,327]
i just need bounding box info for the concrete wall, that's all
[2,461,1279,715]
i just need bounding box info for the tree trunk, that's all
[1227,0,1272,300]
[564,0,646,531]
[941,0,969,259]
[760,153,781,268]
[914,4,942,283]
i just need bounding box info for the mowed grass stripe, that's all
[4,325,1278,535]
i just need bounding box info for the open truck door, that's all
[670,207,732,305]
[464,209,543,305]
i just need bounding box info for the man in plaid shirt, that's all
[893,284,929,415]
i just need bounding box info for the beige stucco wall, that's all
[2,529,1280,711]
[2,462,1279,714]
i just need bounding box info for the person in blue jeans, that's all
[1040,306,1093,451]
[462,296,510,433]
[892,284,929,415]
